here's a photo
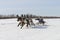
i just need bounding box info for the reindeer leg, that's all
[26,23,28,28]
[20,23,23,29]
[17,22,21,27]
[42,21,45,26]
[20,22,25,29]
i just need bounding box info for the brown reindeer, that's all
[17,17,25,29]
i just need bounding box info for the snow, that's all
[0,18,60,40]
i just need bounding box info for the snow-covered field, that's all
[0,18,60,40]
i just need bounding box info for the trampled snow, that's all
[0,18,60,40]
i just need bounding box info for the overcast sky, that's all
[0,0,60,16]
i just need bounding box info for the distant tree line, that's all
[0,14,16,19]
[0,14,60,19]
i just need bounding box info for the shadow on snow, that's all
[31,25,49,29]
